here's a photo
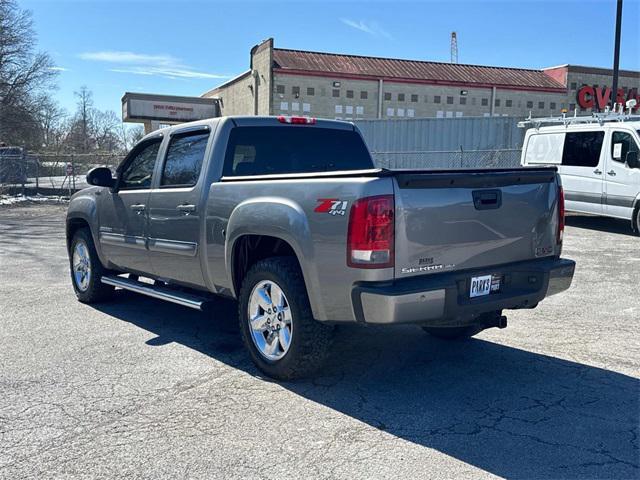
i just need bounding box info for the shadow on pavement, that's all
[566,214,636,237]
[94,291,639,479]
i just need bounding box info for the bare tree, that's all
[0,0,57,147]
[74,86,94,153]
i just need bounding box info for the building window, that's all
[550,102,556,110]
[307,87,315,96]
[526,101,534,109]
[346,90,354,99]
[398,93,405,102]
[538,101,545,109]
[506,99,513,107]
[569,103,576,111]
[356,106,364,115]
[303,103,311,112]
[280,102,288,110]
[360,91,368,99]
[447,96,454,104]
[335,105,343,114]
[459,97,467,105]
[276,85,285,94]
[292,86,300,97]
[434,95,441,104]
[397,108,405,117]
[386,107,394,117]
[384,92,391,101]
[407,108,415,117]
[481,98,488,106]
[570,82,577,90]
[495,99,501,107]
[411,94,418,103]
[332,89,340,98]
[291,102,299,111]
[345,105,353,114]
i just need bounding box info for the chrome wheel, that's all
[247,280,293,361]
[72,240,91,292]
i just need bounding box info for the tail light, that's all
[347,195,394,268]
[277,115,316,125]
[557,186,565,244]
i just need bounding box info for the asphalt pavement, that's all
[0,204,638,479]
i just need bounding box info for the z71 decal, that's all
[315,198,348,216]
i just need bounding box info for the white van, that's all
[521,115,640,233]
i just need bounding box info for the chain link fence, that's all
[2,148,522,198]
[0,151,123,197]
[371,148,522,170]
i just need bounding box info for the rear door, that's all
[392,168,560,279]
[604,129,640,220]
[146,126,211,287]
[97,138,162,273]
[560,130,605,215]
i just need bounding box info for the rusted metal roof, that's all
[272,49,566,92]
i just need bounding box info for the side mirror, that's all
[86,167,115,188]
[626,151,639,169]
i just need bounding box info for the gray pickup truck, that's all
[66,115,575,379]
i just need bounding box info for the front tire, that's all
[69,228,114,303]
[238,257,333,380]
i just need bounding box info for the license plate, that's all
[470,274,500,298]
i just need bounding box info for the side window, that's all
[561,131,604,168]
[161,131,209,187]
[611,131,639,164]
[120,141,161,189]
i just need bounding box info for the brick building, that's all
[202,38,639,121]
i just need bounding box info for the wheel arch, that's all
[225,197,326,320]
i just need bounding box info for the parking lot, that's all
[0,203,638,479]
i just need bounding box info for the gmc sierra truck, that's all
[66,115,575,379]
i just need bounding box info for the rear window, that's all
[222,127,373,176]
[561,131,604,167]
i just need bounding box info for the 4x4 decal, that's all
[315,198,348,216]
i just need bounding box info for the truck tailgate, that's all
[392,168,560,279]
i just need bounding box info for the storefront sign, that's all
[577,86,639,111]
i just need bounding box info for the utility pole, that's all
[611,0,623,109]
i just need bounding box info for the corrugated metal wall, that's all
[354,116,525,152]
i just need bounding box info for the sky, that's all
[21,0,640,115]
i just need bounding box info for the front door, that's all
[147,127,211,287]
[97,138,162,273]
[604,130,640,220]
[560,130,605,215]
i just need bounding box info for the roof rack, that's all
[518,101,640,129]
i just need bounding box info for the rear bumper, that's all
[351,257,575,325]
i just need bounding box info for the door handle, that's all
[593,169,602,175]
[607,170,617,176]
[176,204,196,214]
[130,204,146,214]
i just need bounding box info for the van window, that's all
[524,133,564,165]
[610,131,639,163]
[223,127,374,176]
[161,131,209,187]
[561,131,604,167]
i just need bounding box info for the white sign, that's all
[613,143,623,159]
[125,98,216,122]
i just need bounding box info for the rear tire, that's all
[422,325,483,340]
[238,257,333,380]
[633,208,640,236]
[69,228,114,303]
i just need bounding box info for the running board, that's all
[101,275,207,310]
